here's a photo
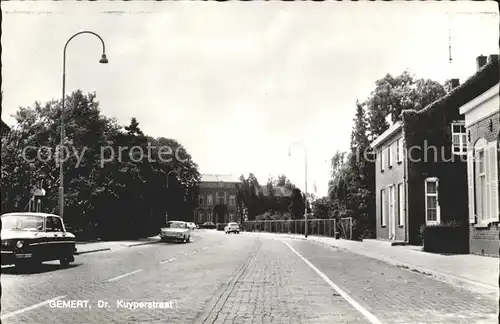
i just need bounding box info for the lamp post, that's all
[58,31,108,218]
[288,142,308,238]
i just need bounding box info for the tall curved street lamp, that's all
[288,142,308,238]
[59,31,108,218]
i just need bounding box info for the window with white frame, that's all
[207,195,213,205]
[198,195,204,206]
[229,195,236,207]
[472,138,500,224]
[395,140,400,163]
[451,122,467,155]
[380,149,385,171]
[425,178,440,224]
[388,144,393,167]
[198,211,204,223]
[381,189,387,226]
[397,138,403,163]
[398,183,404,226]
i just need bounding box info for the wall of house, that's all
[374,132,406,241]
[403,101,469,245]
[468,110,499,257]
[194,182,239,224]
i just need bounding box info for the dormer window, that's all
[451,122,467,155]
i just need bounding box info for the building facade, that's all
[370,56,499,246]
[370,120,408,242]
[194,174,240,224]
[459,55,499,256]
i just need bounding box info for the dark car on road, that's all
[1,212,76,269]
[199,222,216,229]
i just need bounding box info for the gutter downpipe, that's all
[401,119,409,244]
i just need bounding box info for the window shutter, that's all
[485,146,492,222]
[489,141,499,222]
[467,150,475,223]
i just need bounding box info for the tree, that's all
[311,197,335,220]
[289,188,305,220]
[366,71,445,140]
[1,90,200,240]
[274,174,294,190]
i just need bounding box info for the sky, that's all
[2,1,498,198]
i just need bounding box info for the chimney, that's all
[444,78,460,93]
[476,55,487,70]
[488,54,499,63]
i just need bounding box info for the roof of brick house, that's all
[200,174,241,183]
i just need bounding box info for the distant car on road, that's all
[200,222,216,229]
[160,221,191,243]
[1,212,76,268]
[186,222,196,230]
[224,222,240,234]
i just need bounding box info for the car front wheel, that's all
[60,257,71,268]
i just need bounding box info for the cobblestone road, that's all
[1,231,497,324]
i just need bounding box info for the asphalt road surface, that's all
[1,230,497,324]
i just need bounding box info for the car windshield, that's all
[168,222,185,229]
[229,223,238,226]
[1,215,44,231]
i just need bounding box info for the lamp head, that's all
[99,53,109,64]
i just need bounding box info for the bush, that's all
[421,220,468,254]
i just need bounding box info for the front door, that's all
[389,186,396,240]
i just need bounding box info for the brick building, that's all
[371,55,499,246]
[194,174,241,224]
[459,54,499,257]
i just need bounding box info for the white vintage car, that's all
[224,222,240,234]
[160,221,191,243]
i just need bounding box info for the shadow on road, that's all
[1,263,80,275]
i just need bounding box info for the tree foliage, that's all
[237,173,298,221]
[366,71,446,141]
[1,90,200,240]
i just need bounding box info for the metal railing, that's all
[242,219,338,238]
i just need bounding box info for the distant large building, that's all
[194,174,241,224]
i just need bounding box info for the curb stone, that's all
[74,248,111,255]
[128,241,161,247]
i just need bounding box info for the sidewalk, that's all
[75,235,160,255]
[249,232,499,297]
